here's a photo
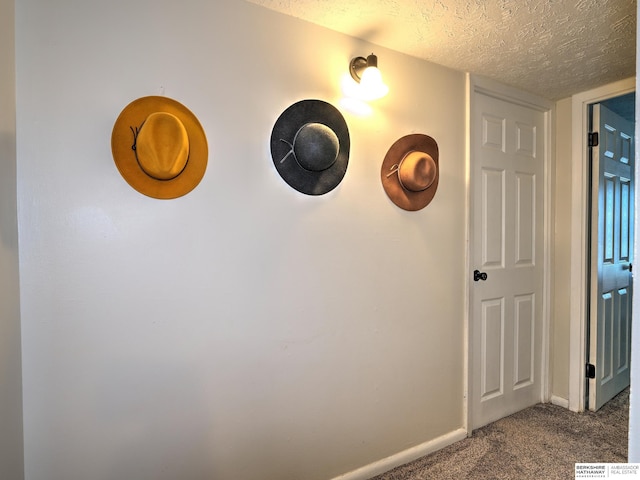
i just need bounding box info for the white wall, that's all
[551,97,573,404]
[0,0,24,478]
[15,1,467,479]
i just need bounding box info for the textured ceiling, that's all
[245,0,637,100]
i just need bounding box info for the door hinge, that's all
[588,132,599,147]
[586,363,596,379]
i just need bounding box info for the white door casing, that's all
[588,103,634,411]
[468,76,552,430]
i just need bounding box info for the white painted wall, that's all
[0,0,24,478]
[15,1,466,479]
[551,97,573,404]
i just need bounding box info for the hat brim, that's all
[111,96,208,199]
[381,134,439,211]
[271,99,350,196]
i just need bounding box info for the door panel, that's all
[481,298,504,400]
[514,293,534,389]
[471,91,546,429]
[482,168,505,267]
[516,173,535,265]
[589,104,634,411]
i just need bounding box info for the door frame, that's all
[568,77,636,412]
[465,74,554,432]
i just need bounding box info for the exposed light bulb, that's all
[359,66,389,101]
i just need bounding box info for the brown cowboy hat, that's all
[111,96,208,199]
[381,134,439,211]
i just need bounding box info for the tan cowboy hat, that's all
[381,134,439,211]
[111,96,208,199]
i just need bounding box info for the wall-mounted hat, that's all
[111,96,208,199]
[381,134,439,211]
[270,99,350,195]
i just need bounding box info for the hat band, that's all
[130,122,189,181]
[279,139,335,173]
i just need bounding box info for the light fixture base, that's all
[349,56,368,83]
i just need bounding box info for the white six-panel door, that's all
[470,86,547,430]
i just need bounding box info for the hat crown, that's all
[398,151,436,192]
[136,112,189,181]
[293,123,339,172]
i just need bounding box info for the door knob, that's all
[474,269,488,282]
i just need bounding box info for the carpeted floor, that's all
[369,389,629,480]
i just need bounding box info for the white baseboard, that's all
[329,428,468,480]
[550,395,570,409]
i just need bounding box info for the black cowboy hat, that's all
[270,99,350,195]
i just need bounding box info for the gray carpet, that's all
[370,389,629,480]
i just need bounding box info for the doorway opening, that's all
[585,92,636,411]
[567,77,635,414]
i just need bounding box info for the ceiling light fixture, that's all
[349,53,389,101]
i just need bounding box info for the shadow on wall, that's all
[0,132,19,250]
